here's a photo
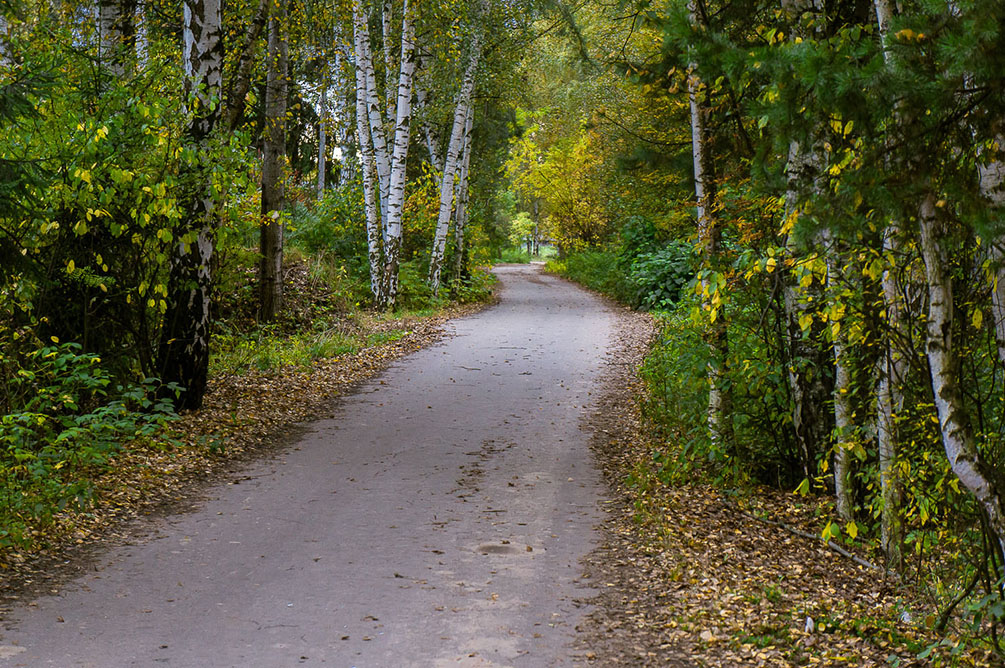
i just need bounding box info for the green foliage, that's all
[450,266,497,303]
[0,343,176,548]
[287,183,367,265]
[546,249,634,303]
[622,242,694,311]
[499,247,532,263]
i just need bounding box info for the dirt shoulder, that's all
[575,300,992,666]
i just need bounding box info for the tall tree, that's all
[429,18,483,295]
[452,105,475,283]
[380,0,415,306]
[872,0,908,571]
[156,0,224,410]
[353,0,415,308]
[259,0,289,322]
[97,0,135,75]
[686,0,733,456]
[779,0,833,481]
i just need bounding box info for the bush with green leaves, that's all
[625,241,694,311]
[1,343,176,548]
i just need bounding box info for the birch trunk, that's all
[331,44,354,189]
[259,0,288,322]
[317,84,327,199]
[877,226,909,569]
[222,0,268,131]
[780,0,832,481]
[452,106,475,284]
[157,0,223,410]
[97,0,135,76]
[381,0,395,116]
[687,0,733,454]
[980,136,1005,368]
[353,7,384,303]
[872,0,908,570]
[353,1,391,225]
[919,192,1005,560]
[380,0,415,309]
[825,233,854,521]
[429,40,481,294]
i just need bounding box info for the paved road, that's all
[0,264,617,667]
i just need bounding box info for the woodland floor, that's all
[0,266,997,666]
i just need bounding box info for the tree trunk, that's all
[353,5,384,304]
[380,0,415,309]
[979,136,1005,368]
[354,1,391,226]
[157,0,223,410]
[381,0,395,116]
[258,0,288,322]
[877,226,909,570]
[825,234,854,521]
[429,40,481,295]
[872,0,908,570]
[97,0,135,76]
[687,0,733,456]
[222,0,268,132]
[919,191,1005,561]
[317,84,327,199]
[452,106,475,284]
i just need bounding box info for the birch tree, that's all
[872,0,909,570]
[452,106,475,283]
[354,11,383,301]
[157,0,223,410]
[352,0,415,308]
[317,83,327,198]
[687,0,733,455]
[259,0,288,322]
[380,0,415,306]
[428,26,482,295]
[97,0,135,75]
[919,193,1005,560]
[779,0,833,482]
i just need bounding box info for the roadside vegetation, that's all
[515,1,1005,664]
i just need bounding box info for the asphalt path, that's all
[0,263,617,667]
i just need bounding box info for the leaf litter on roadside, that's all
[575,303,994,667]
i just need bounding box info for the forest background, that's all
[1,0,1005,662]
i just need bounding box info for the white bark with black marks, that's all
[158,0,223,410]
[687,0,733,456]
[919,193,1005,561]
[259,0,288,322]
[353,2,391,226]
[428,37,481,295]
[452,106,475,283]
[381,0,415,308]
[825,232,854,521]
[353,5,385,303]
[317,84,327,199]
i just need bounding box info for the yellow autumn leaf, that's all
[846,521,858,539]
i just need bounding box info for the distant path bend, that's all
[1,263,619,667]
